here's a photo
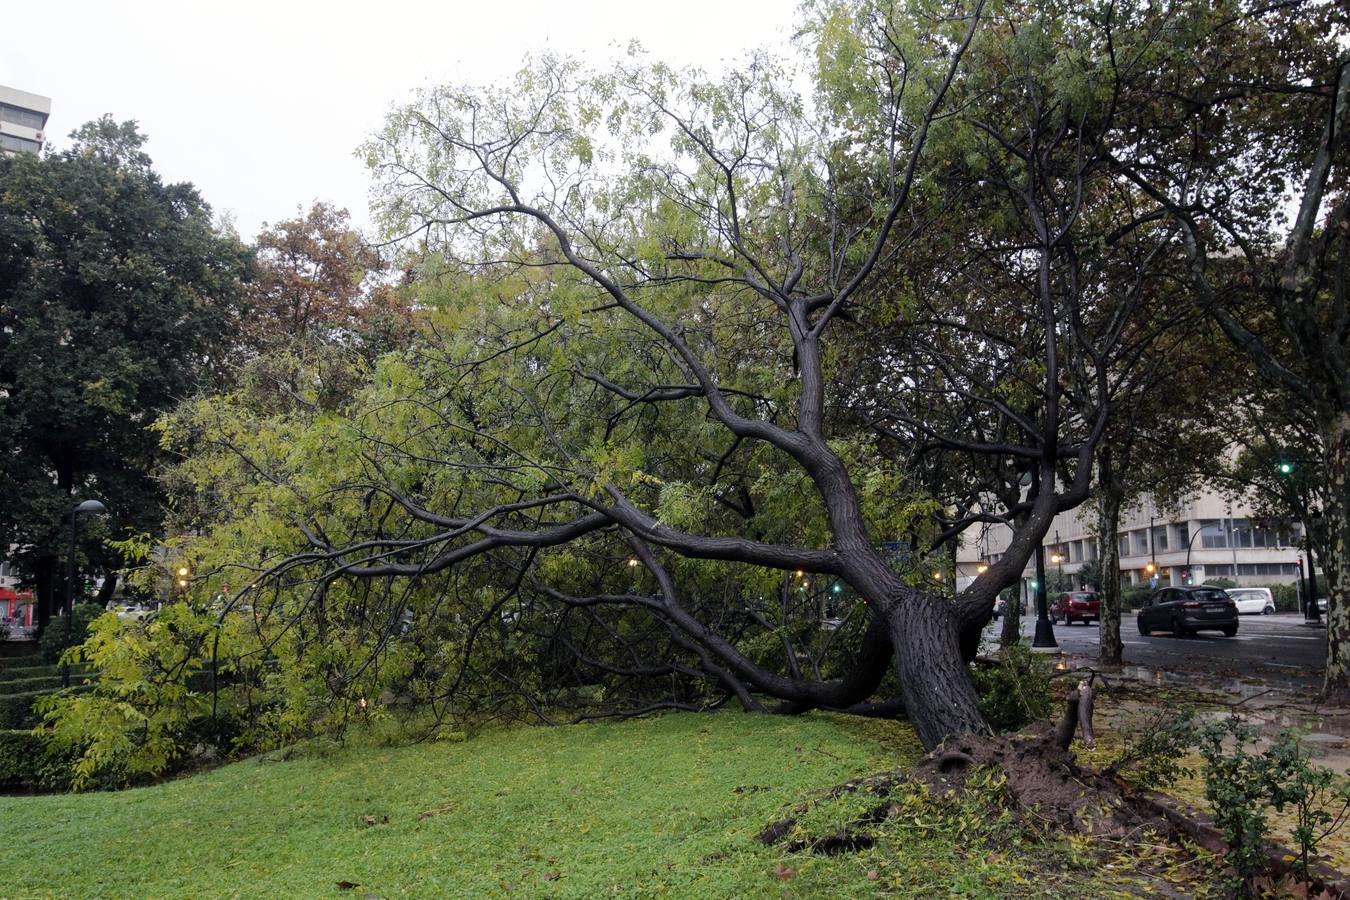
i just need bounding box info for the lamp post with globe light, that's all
[63,499,107,688]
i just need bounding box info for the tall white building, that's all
[0,85,50,156]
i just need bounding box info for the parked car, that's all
[1226,587,1275,615]
[1137,585,1238,637]
[1050,591,1100,625]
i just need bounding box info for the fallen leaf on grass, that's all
[360,815,389,827]
[335,880,360,890]
[774,863,796,880]
[543,871,562,881]
[866,870,879,881]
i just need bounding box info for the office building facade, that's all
[0,85,51,156]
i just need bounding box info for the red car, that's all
[1050,591,1100,625]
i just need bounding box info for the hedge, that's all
[0,729,76,791]
[0,664,90,684]
[0,684,96,730]
[0,673,95,696]
[0,655,41,672]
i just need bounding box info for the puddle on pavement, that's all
[1049,653,1350,772]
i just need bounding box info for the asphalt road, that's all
[985,611,1327,686]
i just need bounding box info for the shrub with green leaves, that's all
[969,644,1053,732]
[38,603,261,789]
[38,603,105,663]
[0,730,77,791]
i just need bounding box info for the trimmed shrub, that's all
[1269,583,1300,613]
[1122,587,1153,610]
[0,664,62,683]
[0,684,96,730]
[0,729,76,791]
[0,655,42,672]
[0,673,94,696]
[39,603,105,663]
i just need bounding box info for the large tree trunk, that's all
[1321,410,1350,700]
[888,590,990,750]
[33,555,56,636]
[1096,451,1124,666]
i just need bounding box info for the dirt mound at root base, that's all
[757,724,1172,852]
[911,725,1169,837]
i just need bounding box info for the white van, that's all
[1227,587,1275,615]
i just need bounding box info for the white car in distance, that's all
[1227,587,1276,615]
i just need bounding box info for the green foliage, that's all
[0,684,95,729]
[38,603,104,663]
[1262,730,1350,883]
[1122,587,1153,610]
[1186,715,1350,894]
[1107,708,1197,789]
[0,730,77,791]
[1202,577,1237,589]
[1270,583,1300,612]
[969,644,1053,732]
[0,118,250,600]
[1195,716,1279,894]
[0,655,41,671]
[39,603,259,789]
[0,664,63,683]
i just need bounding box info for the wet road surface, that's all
[985,611,1326,687]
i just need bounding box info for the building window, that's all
[1237,563,1299,577]
[1172,522,1189,549]
[1132,529,1149,555]
[1152,526,1169,552]
[1207,564,1235,577]
[1118,535,1130,557]
[0,134,41,154]
[1201,519,1228,548]
[0,103,45,129]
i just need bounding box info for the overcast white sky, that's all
[2,0,799,239]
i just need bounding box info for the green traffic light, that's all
[1278,461,1295,475]
[831,583,842,594]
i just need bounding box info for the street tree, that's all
[1101,1,1350,694]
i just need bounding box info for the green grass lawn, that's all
[0,712,1204,898]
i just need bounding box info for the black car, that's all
[1137,585,1239,637]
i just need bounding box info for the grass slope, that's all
[0,713,1200,898]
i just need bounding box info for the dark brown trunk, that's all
[33,556,55,636]
[887,591,990,750]
[1097,450,1124,666]
[1322,411,1349,699]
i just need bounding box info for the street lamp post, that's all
[62,499,107,688]
[1183,522,1222,586]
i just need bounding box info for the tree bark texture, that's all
[1322,411,1350,699]
[1096,451,1124,666]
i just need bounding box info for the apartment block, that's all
[0,85,51,156]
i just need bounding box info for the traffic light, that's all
[831,582,842,594]
[1144,562,1156,575]
[1277,457,1296,476]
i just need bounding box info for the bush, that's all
[1269,583,1299,613]
[970,643,1053,732]
[38,603,106,663]
[0,655,41,671]
[0,684,96,729]
[1122,587,1153,610]
[0,673,94,695]
[0,664,61,683]
[0,729,77,791]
